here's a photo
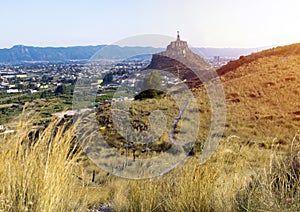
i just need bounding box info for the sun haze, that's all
[0,0,300,48]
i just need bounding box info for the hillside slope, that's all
[212,43,300,144]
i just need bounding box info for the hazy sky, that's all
[1,0,300,48]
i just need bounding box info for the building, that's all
[166,31,189,57]
[6,89,19,93]
[28,89,38,94]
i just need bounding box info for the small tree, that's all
[102,72,113,84]
[54,84,66,95]
[135,71,164,100]
[143,70,162,90]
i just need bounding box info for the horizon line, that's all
[0,43,280,50]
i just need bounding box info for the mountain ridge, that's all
[0,45,105,63]
[0,44,267,64]
[217,43,300,78]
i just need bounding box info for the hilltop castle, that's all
[147,32,211,87]
[166,31,189,57]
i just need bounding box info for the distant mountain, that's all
[0,45,105,64]
[90,45,164,61]
[123,54,153,62]
[0,45,164,64]
[0,44,270,64]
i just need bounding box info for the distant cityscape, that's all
[0,42,265,99]
[0,54,236,96]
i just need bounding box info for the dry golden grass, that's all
[0,113,90,212]
[202,43,300,147]
[105,135,299,211]
[0,111,299,211]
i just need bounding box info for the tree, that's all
[143,70,162,90]
[135,71,164,100]
[41,75,53,83]
[54,84,66,95]
[102,72,113,84]
[40,90,52,98]
[40,91,47,98]
[16,83,24,91]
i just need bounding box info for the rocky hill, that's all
[147,33,214,86]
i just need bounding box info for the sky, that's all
[1,0,300,48]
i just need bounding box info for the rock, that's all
[147,32,213,88]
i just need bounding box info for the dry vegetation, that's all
[112,137,300,211]
[94,83,209,159]
[1,114,299,211]
[0,113,88,211]
[1,43,300,211]
[215,43,300,144]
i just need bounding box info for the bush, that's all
[134,89,165,100]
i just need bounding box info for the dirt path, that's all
[169,98,191,144]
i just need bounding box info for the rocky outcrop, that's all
[147,32,214,87]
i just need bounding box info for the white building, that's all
[6,89,19,93]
